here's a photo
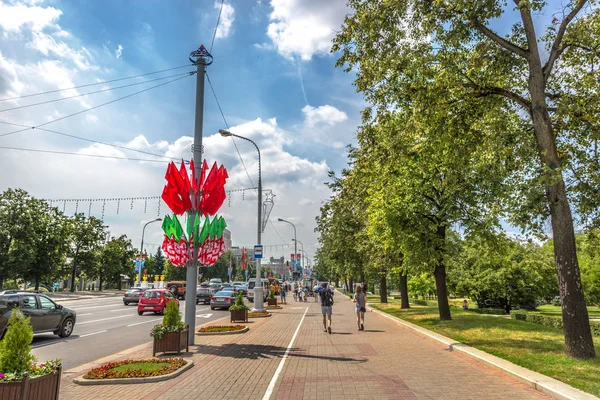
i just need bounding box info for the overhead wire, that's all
[0,64,193,102]
[205,71,289,246]
[0,73,194,139]
[0,145,174,163]
[210,0,225,53]
[0,71,194,113]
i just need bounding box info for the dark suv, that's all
[0,290,77,339]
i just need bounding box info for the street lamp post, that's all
[219,129,265,312]
[138,218,161,286]
[293,239,304,274]
[278,218,297,280]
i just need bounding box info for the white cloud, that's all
[266,0,348,61]
[302,104,347,128]
[29,31,96,71]
[115,44,123,59]
[0,1,62,33]
[215,1,235,39]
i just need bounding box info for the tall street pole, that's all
[219,129,264,312]
[137,219,161,286]
[278,218,296,280]
[187,45,212,345]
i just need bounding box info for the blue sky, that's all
[0,0,578,264]
[0,0,362,264]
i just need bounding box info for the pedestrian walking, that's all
[298,287,303,302]
[313,284,319,302]
[320,282,334,334]
[342,285,346,295]
[353,285,367,331]
[281,285,287,304]
[303,286,308,302]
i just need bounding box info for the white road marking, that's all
[127,318,162,327]
[80,330,107,338]
[262,307,308,400]
[77,315,131,325]
[77,313,93,317]
[110,308,136,313]
[72,304,122,311]
[197,313,213,318]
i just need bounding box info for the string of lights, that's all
[43,187,272,221]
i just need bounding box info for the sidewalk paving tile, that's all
[60,294,551,400]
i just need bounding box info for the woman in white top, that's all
[353,285,367,331]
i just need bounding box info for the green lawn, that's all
[530,304,600,317]
[372,304,600,396]
[110,362,170,373]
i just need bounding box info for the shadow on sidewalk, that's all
[192,343,367,363]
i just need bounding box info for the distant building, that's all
[223,228,232,251]
[231,246,255,265]
[268,256,289,279]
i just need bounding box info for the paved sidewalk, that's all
[59,293,550,400]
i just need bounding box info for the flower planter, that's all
[267,298,278,306]
[152,327,189,357]
[230,309,248,323]
[0,366,62,400]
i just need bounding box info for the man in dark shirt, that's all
[319,282,334,334]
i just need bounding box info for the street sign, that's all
[254,245,263,259]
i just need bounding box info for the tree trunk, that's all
[117,273,122,290]
[400,271,410,309]
[0,277,3,290]
[70,266,76,292]
[349,276,354,293]
[98,274,103,292]
[379,267,388,303]
[519,6,595,359]
[359,266,365,284]
[434,225,451,320]
[34,275,40,291]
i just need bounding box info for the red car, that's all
[137,289,179,315]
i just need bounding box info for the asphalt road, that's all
[31,295,230,370]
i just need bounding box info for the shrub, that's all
[150,301,185,339]
[466,308,506,315]
[511,312,600,336]
[410,299,428,306]
[229,291,249,311]
[0,311,36,375]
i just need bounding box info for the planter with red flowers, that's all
[196,325,249,336]
[73,358,193,385]
[0,311,62,400]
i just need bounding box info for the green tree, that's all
[333,0,599,359]
[96,235,135,291]
[66,214,106,292]
[164,261,186,281]
[450,234,558,313]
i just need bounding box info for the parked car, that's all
[166,281,186,299]
[137,289,179,315]
[123,288,146,305]
[196,287,212,305]
[210,290,236,310]
[199,282,210,288]
[209,278,223,286]
[0,290,76,339]
[222,283,235,293]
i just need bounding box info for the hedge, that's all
[466,308,507,315]
[409,299,438,307]
[511,312,600,337]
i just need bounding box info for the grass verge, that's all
[372,304,600,396]
[197,325,246,333]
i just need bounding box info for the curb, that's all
[72,359,194,385]
[196,326,249,336]
[368,305,598,400]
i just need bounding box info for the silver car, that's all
[123,288,146,305]
[210,290,235,310]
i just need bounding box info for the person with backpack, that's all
[320,282,334,334]
[353,285,367,331]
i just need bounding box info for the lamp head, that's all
[219,129,232,137]
[277,218,284,222]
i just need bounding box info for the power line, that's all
[0,71,193,114]
[205,71,288,245]
[0,64,193,102]
[0,145,174,163]
[210,0,225,53]
[0,118,183,162]
[0,73,194,139]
